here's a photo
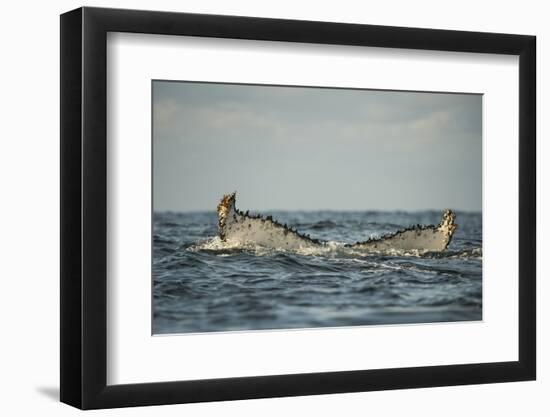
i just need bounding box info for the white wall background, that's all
[0,0,545,415]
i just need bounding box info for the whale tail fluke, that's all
[216,192,457,252]
[217,192,237,241]
[438,209,458,243]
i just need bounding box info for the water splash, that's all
[188,236,481,260]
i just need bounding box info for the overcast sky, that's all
[153,81,481,212]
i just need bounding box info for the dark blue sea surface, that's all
[153,211,482,334]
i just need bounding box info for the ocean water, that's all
[153,211,482,334]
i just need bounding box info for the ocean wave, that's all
[154,211,482,334]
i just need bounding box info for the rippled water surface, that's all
[153,211,482,334]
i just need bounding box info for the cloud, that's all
[153,98,179,131]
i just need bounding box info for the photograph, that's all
[152,80,483,335]
[54,3,539,412]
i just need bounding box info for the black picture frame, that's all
[60,6,536,410]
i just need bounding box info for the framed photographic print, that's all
[60,6,536,409]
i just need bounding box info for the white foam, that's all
[187,235,481,260]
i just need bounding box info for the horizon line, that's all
[153,208,483,214]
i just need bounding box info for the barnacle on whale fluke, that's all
[217,192,457,252]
